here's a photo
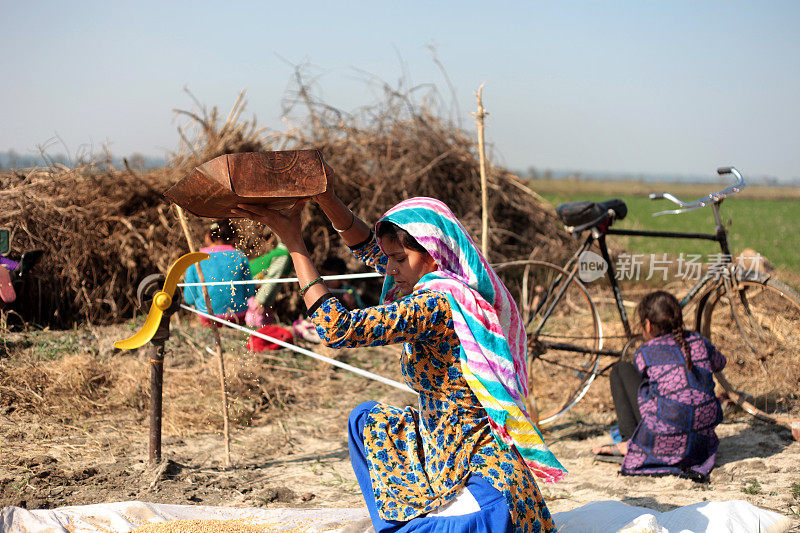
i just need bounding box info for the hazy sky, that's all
[2,1,798,180]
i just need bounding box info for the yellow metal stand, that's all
[114,252,209,350]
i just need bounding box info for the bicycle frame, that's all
[534,197,737,359]
[606,199,733,331]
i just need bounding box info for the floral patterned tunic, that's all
[308,235,555,533]
[622,332,726,479]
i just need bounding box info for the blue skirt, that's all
[348,401,514,533]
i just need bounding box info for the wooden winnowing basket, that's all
[163,150,327,218]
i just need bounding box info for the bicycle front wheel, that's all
[699,275,800,424]
[493,260,602,426]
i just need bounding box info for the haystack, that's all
[0,77,570,328]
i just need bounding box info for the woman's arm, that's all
[315,165,388,273]
[313,163,372,248]
[234,197,449,350]
[234,163,386,308]
[308,289,448,349]
[324,231,387,275]
[232,201,330,310]
[233,163,375,309]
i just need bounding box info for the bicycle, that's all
[493,167,800,427]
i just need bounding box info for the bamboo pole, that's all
[174,206,232,468]
[473,83,489,257]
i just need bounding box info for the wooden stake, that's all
[174,206,232,468]
[473,83,489,258]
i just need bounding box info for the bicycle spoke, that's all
[702,279,800,423]
[495,260,602,425]
[724,292,765,368]
[536,332,629,340]
[533,355,594,374]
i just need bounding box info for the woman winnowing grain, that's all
[233,164,566,533]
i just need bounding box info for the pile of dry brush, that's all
[0,338,343,433]
[0,76,570,328]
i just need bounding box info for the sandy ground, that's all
[1,323,798,531]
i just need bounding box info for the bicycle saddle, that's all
[556,198,627,232]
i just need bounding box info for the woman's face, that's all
[380,236,438,296]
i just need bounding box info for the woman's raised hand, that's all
[313,161,338,207]
[233,200,308,250]
[308,162,365,242]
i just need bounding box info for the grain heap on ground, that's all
[129,518,311,533]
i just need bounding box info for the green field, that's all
[527,179,800,277]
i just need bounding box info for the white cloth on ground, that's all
[0,502,367,533]
[0,498,792,533]
[553,500,791,533]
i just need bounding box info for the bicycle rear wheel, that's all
[493,260,602,426]
[699,275,800,424]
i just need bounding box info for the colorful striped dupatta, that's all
[377,197,566,483]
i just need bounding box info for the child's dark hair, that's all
[376,221,427,254]
[637,290,693,370]
[208,219,236,244]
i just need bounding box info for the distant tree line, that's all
[0,149,166,171]
[517,166,794,186]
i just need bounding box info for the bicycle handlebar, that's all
[648,167,747,216]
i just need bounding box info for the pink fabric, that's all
[200,245,236,253]
[0,266,15,304]
[245,296,276,327]
[198,310,247,328]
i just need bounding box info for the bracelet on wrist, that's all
[333,211,356,233]
[299,277,323,296]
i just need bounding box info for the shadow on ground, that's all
[716,418,795,466]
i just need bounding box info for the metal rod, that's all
[149,342,165,464]
[177,272,382,288]
[543,341,622,357]
[597,234,632,338]
[606,228,719,241]
[531,238,591,337]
